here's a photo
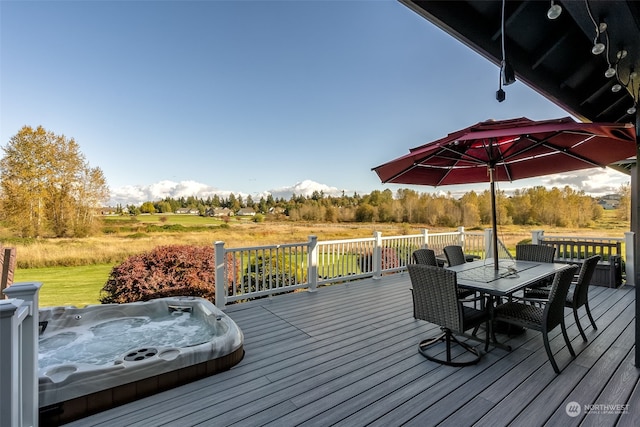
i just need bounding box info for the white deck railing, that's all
[214,227,503,308]
[1,282,42,427]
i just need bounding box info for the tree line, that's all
[126,185,627,229]
[0,126,628,239]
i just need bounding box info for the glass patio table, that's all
[446,258,567,350]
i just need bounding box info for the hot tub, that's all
[37,296,244,425]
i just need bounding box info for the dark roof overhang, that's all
[400,0,640,125]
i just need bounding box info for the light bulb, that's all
[612,84,622,93]
[605,67,616,78]
[547,3,562,20]
[592,43,605,55]
[627,105,637,115]
[617,50,628,60]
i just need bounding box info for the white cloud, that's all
[540,168,630,196]
[268,180,345,200]
[108,179,347,206]
[109,180,230,206]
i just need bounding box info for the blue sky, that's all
[0,0,630,206]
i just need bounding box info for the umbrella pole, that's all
[489,168,499,270]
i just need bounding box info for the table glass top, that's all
[455,261,538,284]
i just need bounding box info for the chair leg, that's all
[585,301,598,331]
[418,328,482,367]
[542,330,560,374]
[573,307,588,342]
[418,331,447,350]
[561,320,576,358]
[471,296,487,336]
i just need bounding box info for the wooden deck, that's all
[65,272,639,426]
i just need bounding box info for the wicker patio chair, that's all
[408,264,489,367]
[412,248,438,266]
[413,248,477,301]
[492,264,579,374]
[525,255,600,342]
[515,244,556,263]
[443,245,467,267]
[516,243,556,290]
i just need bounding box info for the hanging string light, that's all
[604,33,616,78]
[547,1,562,20]
[580,1,638,116]
[585,0,606,55]
[496,0,514,102]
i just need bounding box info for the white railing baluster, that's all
[373,232,382,280]
[309,235,318,292]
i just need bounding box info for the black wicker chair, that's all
[525,255,600,342]
[515,243,556,262]
[492,264,579,374]
[413,248,475,300]
[443,245,467,267]
[408,264,489,366]
[517,244,556,290]
[412,248,438,266]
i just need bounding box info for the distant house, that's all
[176,208,199,215]
[100,207,118,215]
[598,200,619,210]
[237,207,256,216]
[598,194,620,210]
[209,207,234,217]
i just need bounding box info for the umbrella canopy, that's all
[373,116,637,270]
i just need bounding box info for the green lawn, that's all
[13,264,113,308]
[102,213,231,226]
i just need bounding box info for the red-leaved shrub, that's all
[99,245,235,304]
[358,248,400,272]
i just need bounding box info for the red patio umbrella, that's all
[373,117,636,270]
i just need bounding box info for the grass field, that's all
[7,210,629,308]
[14,264,112,307]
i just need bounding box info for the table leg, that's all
[488,295,512,351]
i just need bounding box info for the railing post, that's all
[308,235,318,292]
[484,228,493,258]
[531,230,544,244]
[0,299,23,427]
[2,282,42,427]
[214,241,226,309]
[373,231,382,280]
[422,229,429,248]
[458,226,465,247]
[625,231,635,286]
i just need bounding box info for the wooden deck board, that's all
[63,274,639,427]
[473,288,636,427]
